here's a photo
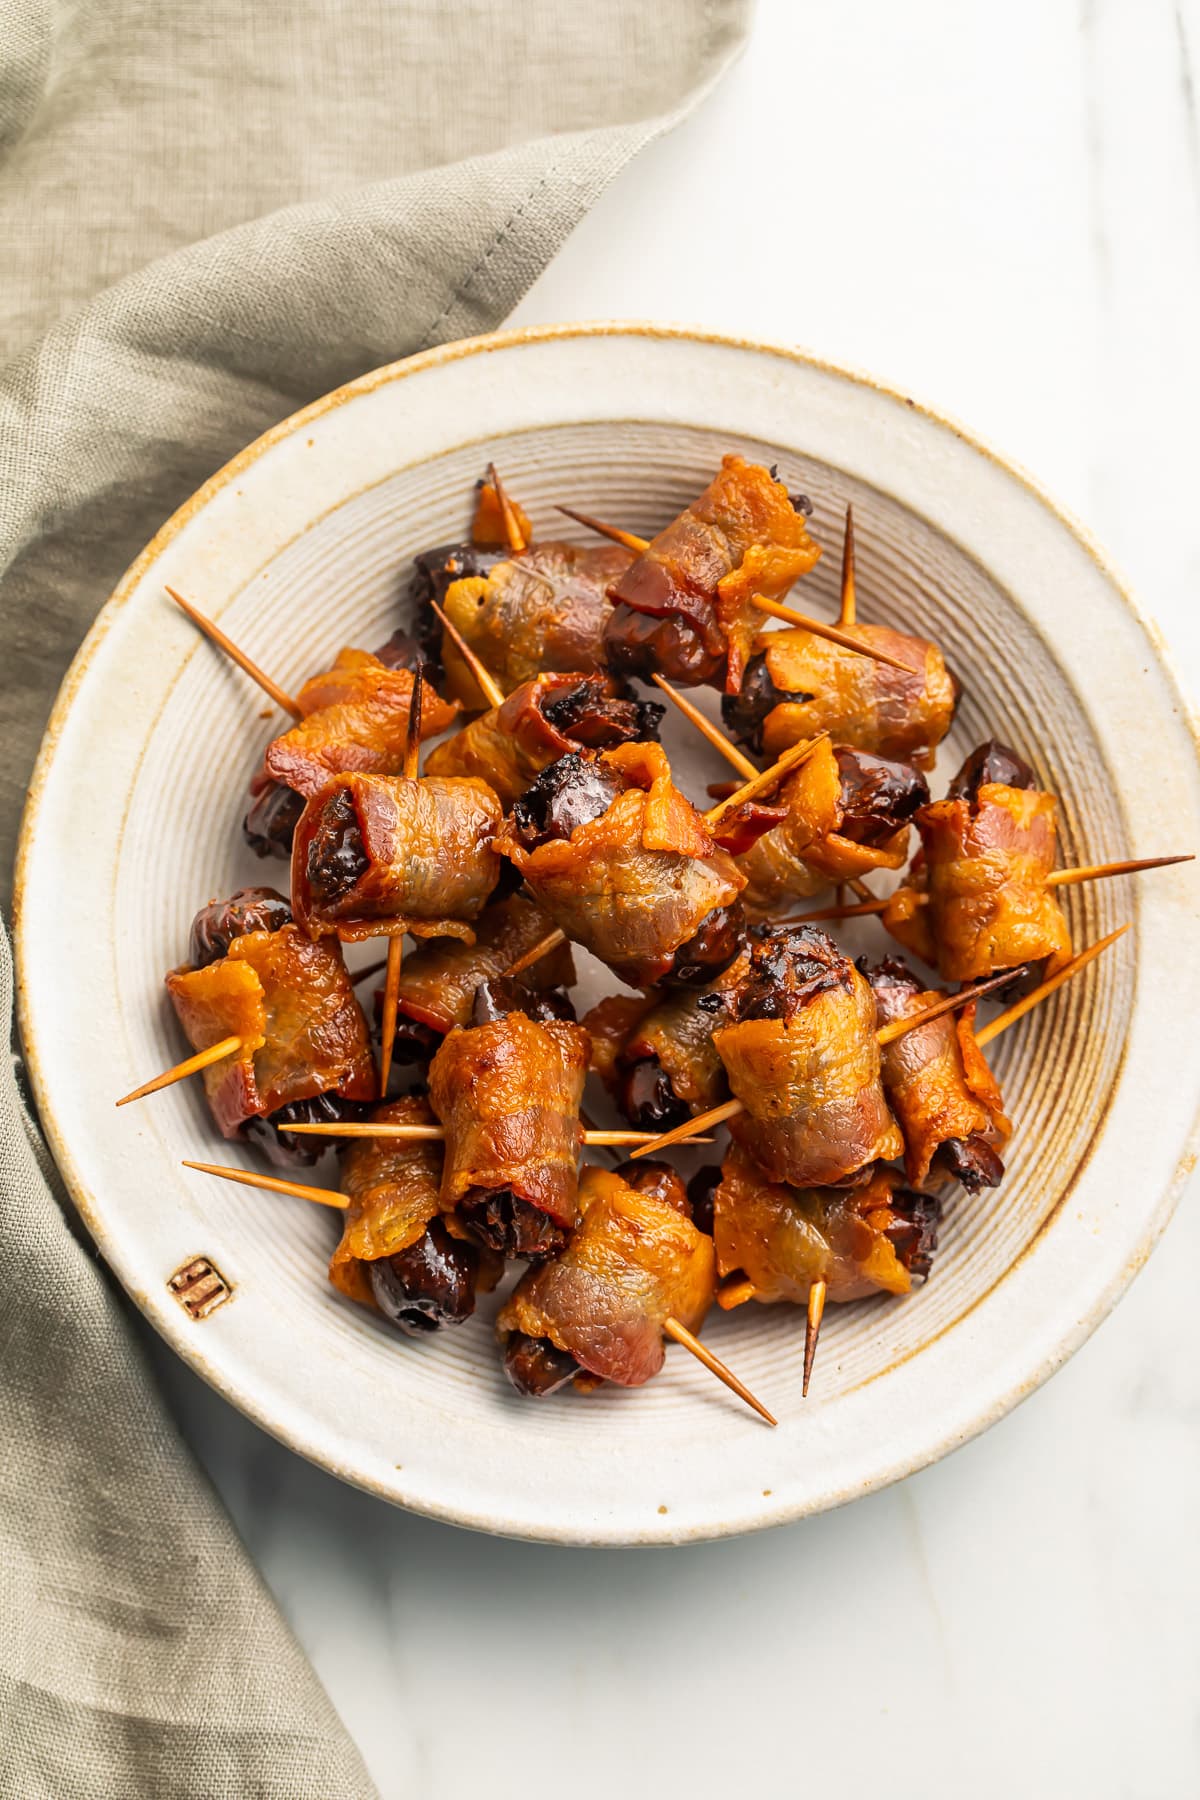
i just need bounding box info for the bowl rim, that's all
[13,320,1200,1545]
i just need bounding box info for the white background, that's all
[155,4,1200,1795]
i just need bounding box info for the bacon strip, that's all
[497,1166,715,1387]
[165,925,376,1136]
[872,979,1010,1185]
[756,623,956,770]
[328,1095,445,1307]
[429,1012,590,1230]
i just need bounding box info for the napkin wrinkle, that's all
[0,3,752,1793]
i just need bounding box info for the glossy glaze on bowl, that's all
[15,325,1200,1544]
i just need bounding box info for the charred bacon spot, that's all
[304,786,369,906]
[721,652,812,756]
[610,1158,691,1217]
[503,1331,581,1397]
[243,780,306,860]
[459,1189,571,1262]
[936,1135,1006,1192]
[668,901,747,987]
[469,976,577,1028]
[540,675,664,750]
[188,886,293,968]
[240,1090,367,1170]
[367,1217,481,1335]
[617,1057,692,1133]
[789,492,814,516]
[834,747,929,846]
[604,601,725,688]
[509,751,629,851]
[686,1165,720,1236]
[735,925,851,1022]
[883,1188,942,1279]
[946,740,1037,804]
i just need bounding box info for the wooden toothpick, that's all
[166,586,302,719]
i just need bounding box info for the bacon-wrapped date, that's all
[736,738,928,914]
[292,770,501,943]
[585,950,747,1130]
[725,622,957,769]
[498,1165,715,1394]
[378,893,575,1063]
[427,985,590,1260]
[882,742,1073,981]
[870,959,1010,1189]
[604,455,821,691]
[244,642,458,858]
[713,926,904,1188]
[496,741,748,989]
[425,671,662,806]
[435,540,634,706]
[712,1145,940,1307]
[166,913,376,1139]
[328,1095,500,1332]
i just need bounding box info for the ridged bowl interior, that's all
[19,328,1195,1545]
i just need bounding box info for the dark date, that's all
[459,1188,571,1262]
[617,1057,692,1133]
[240,1092,368,1169]
[736,925,850,1022]
[935,1135,1005,1192]
[603,601,725,688]
[834,748,929,846]
[304,786,369,906]
[470,977,577,1027]
[367,1218,481,1335]
[540,676,664,750]
[188,886,293,968]
[244,781,306,861]
[509,751,629,850]
[667,901,746,987]
[503,1331,581,1397]
[883,1187,941,1279]
[686,1165,720,1236]
[721,652,811,756]
[610,1159,691,1217]
[946,740,1036,804]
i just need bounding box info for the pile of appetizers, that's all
[119,457,1188,1422]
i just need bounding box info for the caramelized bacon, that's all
[498,1165,715,1390]
[728,622,956,769]
[737,738,927,914]
[291,771,501,943]
[604,455,821,691]
[712,1146,940,1305]
[378,894,575,1060]
[883,760,1073,981]
[436,541,633,705]
[428,1006,590,1254]
[713,927,903,1188]
[870,960,1010,1188]
[165,924,376,1136]
[496,742,747,989]
[425,671,661,806]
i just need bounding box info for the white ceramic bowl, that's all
[15,324,1200,1545]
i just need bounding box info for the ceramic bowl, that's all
[15,324,1200,1545]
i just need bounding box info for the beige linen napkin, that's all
[0,4,751,1793]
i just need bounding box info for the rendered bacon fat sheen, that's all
[499,1165,716,1393]
[292,769,502,942]
[497,742,748,989]
[882,741,1073,981]
[428,982,589,1261]
[712,1145,940,1306]
[585,950,747,1130]
[426,670,662,807]
[713,925,904,1188]
[604,454,821,691]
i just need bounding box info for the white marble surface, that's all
[153,3,1200,1793]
